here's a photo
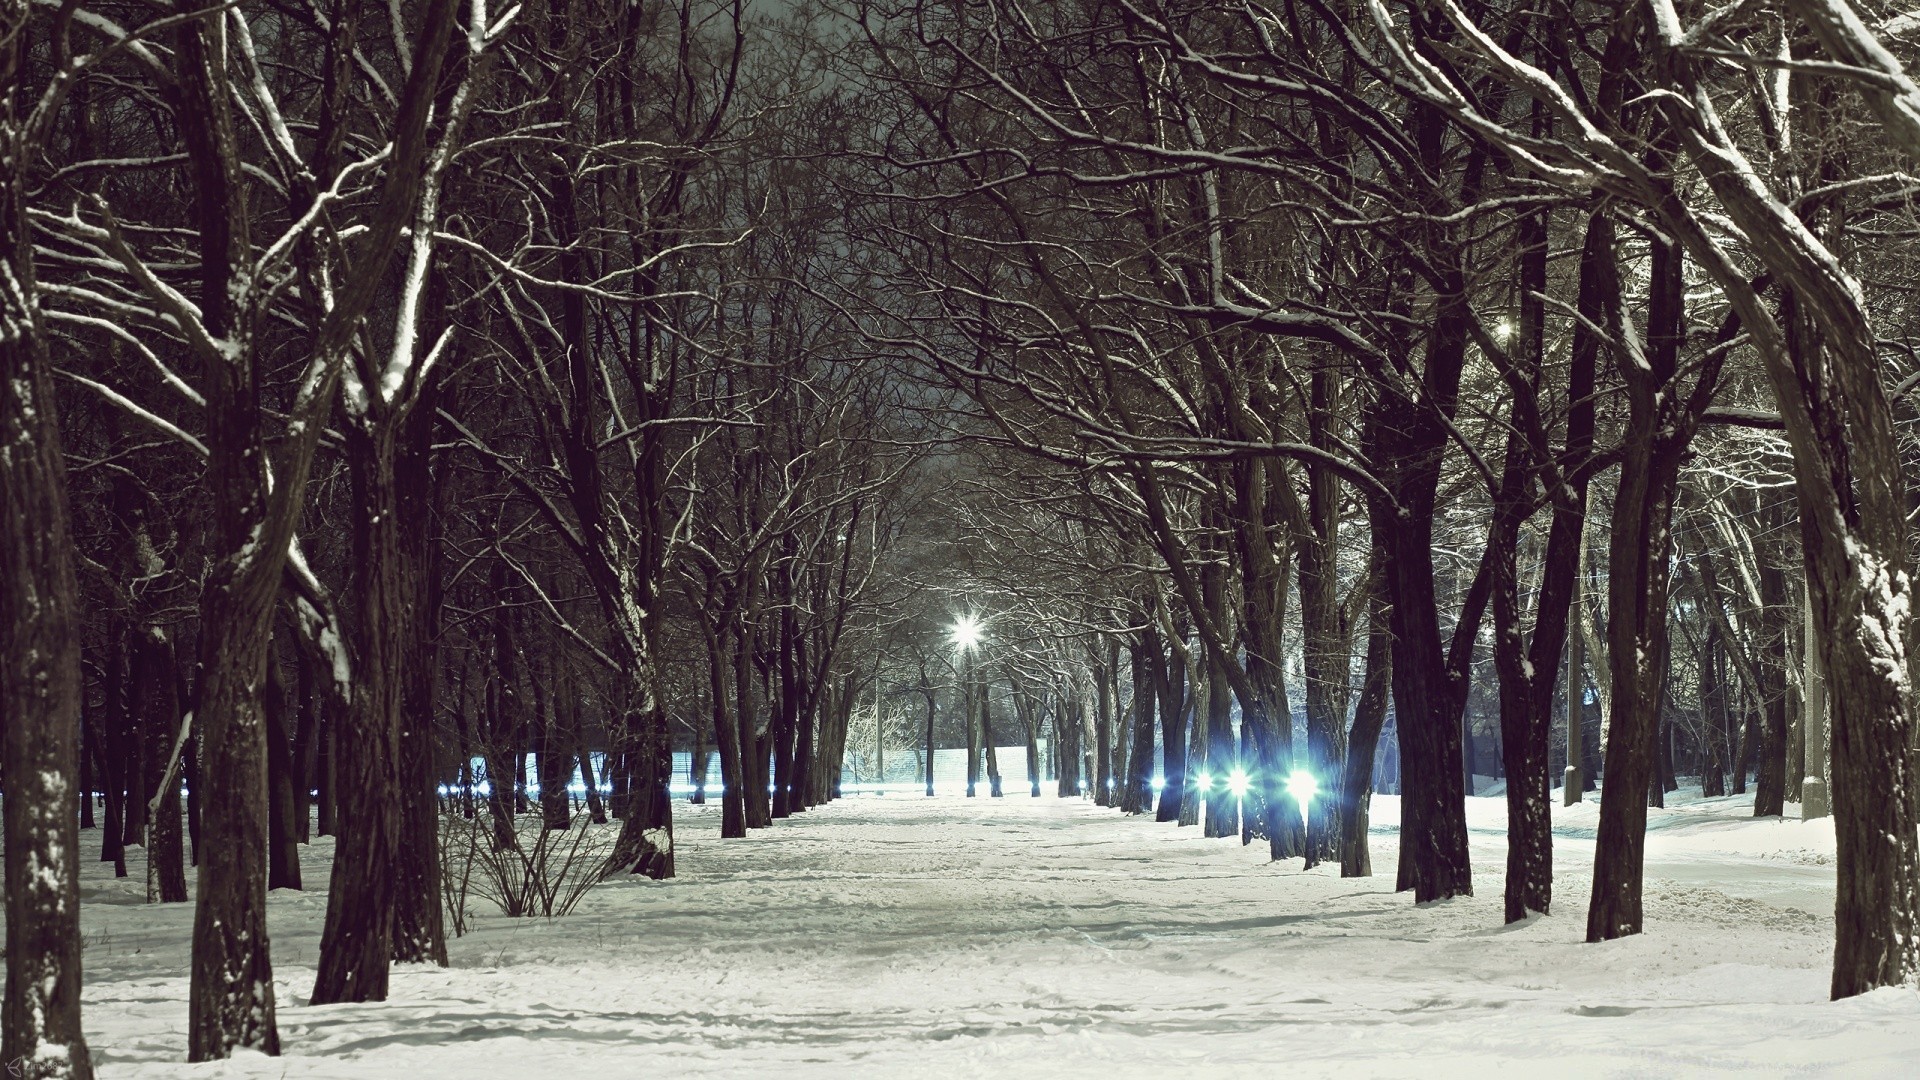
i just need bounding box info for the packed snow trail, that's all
[76,791,1920,1077]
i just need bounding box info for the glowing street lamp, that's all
[1227,769,1251,798]
[951,613,984,796]
[1286,770,1318,821]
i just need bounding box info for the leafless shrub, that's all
[441,809,614,921]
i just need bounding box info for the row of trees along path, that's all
[8,1,1920,1074]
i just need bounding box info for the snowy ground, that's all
[71,787,1920,1078]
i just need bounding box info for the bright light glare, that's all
[950,614,981,650]
[1195,772,1212,791]
[1286,770,1318,812]
[1228,769,1251,797]
[1151,775,1166,792]
[1493,317,1514,343]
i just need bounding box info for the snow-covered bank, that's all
[73,789,1920,1077]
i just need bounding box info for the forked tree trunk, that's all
[1588,232,1699,942]
[580,744,608,825]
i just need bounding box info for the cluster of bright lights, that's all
[1192,769,1253,797]
[1184,768,1312,806]
[950,613,982,650]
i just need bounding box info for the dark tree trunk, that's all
[1369,382,1480,901]
[311,416,411,1005]
[1340,562,1393,877]
[982,678,1004,798]
[742,636,771,826]
[1699,621,1728,799]
[96,702,127,867]
[922,682,937,797]
[1052,689,1079,797]
[1023,703,1042,798]
[1753,492,1792,817]
[1092,647,1113,805]
[1153,623,1187,821]
[291,659,315,843]
[263,657,303,892]
[392,399,446,966]
[1,114,97,1067]
[689,711,709,807]
[607,681,675,878]
[773,575,799,816]
[118,629,149,851]
[98,634,128,870]
[1180,677,1206,826]
[317,700,337,838]
[183,729,201,869]
[535,668,571,830]
[1204,619,1238,840]
[1126,641,1155,812]
[580,744,608,825]
[80,712,96,831]
[703,618,745,837]
[1589,231,1699,943]
[1298,364,1353,866]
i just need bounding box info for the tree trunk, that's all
[1154,623,1187,821]
[705,620,746,837]
[1588,232,1692,943]
[1369,388,1477,900]
[263,657,303,892]
[98,656,127,869]
[1340,563,1393,877]
[1,123,97,1068]
[741,632,771,826]
[1204,628,1238,840]
[136,627,190,899]
[1753,491,1791,817]
[580,744,608,825]
[392,400,446,966]
[317,700,338,838]
[1299,365,1352,865]
[311,420,408,1005]
[1093,647,1113,805]
[923,683,937,797]
[982,678,1004,798]
[1123,641,1154,813]
[292,660,315,843]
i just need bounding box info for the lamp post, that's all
[1566,520,1586,806]
[952,614,982,797]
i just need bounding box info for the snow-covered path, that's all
[81,791,1920,1077]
